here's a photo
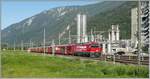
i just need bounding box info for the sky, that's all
[2,0,101,30]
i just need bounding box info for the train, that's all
[28,42,103,57]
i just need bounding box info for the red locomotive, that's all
[28,42,103,57]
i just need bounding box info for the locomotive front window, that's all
[91,44,102,48]
[91,46,99,48]
[91,44,99,48]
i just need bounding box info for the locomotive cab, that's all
[73,42,103,57]
[89,43,102,57]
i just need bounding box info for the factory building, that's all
[108,25,120,42]
[75,1,150,55]
[107,25,120,55]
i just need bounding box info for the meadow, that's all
[1,50,149,78]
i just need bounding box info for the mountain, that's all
[2,1,137,47]
[87,1,137,39]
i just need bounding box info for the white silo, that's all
[77,14,88,43]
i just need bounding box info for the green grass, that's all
[1,50,149,78]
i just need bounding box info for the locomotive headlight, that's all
[55,47,60,50]
[77,46,87,49]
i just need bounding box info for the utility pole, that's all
[31,41,34,48]
[137,0,141,65]
[149,1,150,62]
[59,33,60,45]
[21,22,24,51]
[30,39,32,48]
[91,29,94,41]
[0,1,1,52]
[0,17,1,51]
[43,28,46,56]
[69,30,71,44]
[0,2,1,78]
[52,40,55,56]
[6,43,8,50]
[21,40,23,51]
[14,40,15,51]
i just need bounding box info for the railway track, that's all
[101,55,149,65]
[56,54,149,66]
[28,51,149,66]
[114,55,149,65]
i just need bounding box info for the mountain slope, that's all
[87,1,137,39]
[2,1,137,46]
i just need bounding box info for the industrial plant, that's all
[49,1,149,55]
[27,1,149,63]
[1,0,150,78]
[1,1,148,58]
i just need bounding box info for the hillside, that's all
[2,1,137,46]
[87,1,137,39]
